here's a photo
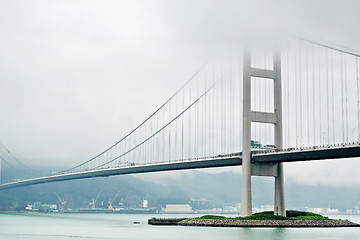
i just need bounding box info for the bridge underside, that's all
[253,144,360,163]
[0,144,359,190]
[0,157,242,190]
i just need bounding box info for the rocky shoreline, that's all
[148,218,360,228]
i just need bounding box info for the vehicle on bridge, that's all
[251,140,261,148]
[251,141,277,152]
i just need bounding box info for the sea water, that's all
[0,213,359,240]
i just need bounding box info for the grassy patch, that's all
[286,210,329,220]
[235,213,288,220]
[194,210,330,221]
[196,215,228,220]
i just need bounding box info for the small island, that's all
[148,210,360,228]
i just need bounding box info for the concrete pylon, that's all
[240,50,286,217]
[273,53,286,216]
[240,51,252,217]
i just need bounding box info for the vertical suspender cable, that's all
[331,50,335,144]
[312,44,316,146]
[181,87,184,160]
[202,71,205,157]
[220,65,224,153]
[326,48,330,145]
[195,77,198,158]
[203,69,206,156]
[137,124,140,164]
[306,45,310,145]
[258,71,260,145]
[124,135,127,164]
[169,96,172,161]
[357,57,360,142]
[144,121,147,163]
[318,47,322,145]
[217,64,219,155]
[135,131,138,163]
[294,47,298,147]
[270,59,272,145]
[253,76,256,142]
[188,81,191,158]
[340,53,345,144]
[287,47,290,147]
[265,58,268,145]
[355,57,360,143]
[133,132,136,164]
[109,138,113,166]
[299,43,303,147]
[233,63,235,152]
[344,55,349,143]
[200,72,203,158]
[261,53,264,146]
[163,105,165,162]
[114,138,118,166]
[269,52,273,145]
[213,65,216,155]
[209,66,212,155]
[127,127,130,164]
[203,72,205,157]
[207,67,210,156]
[230,63,234,153]
[257,77,260,144]
[205,69,208,156]
[239,54,243,151]
[197,74,201,157]
[133,130,136,164]
[224,65,227,153]
[155,110,159,161]
[175,94,178,160]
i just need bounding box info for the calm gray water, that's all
[0,213,359,240]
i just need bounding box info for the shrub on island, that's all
[195,210,330,221]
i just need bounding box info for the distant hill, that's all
[136,170,360,211]
[0,169,359,211]
[0,175,188,211]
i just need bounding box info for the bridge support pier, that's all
[274,163,285,216]
[240,50,286,217]
[240,51,253,217]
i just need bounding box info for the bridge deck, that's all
[252,144,360,163]
[0,144,359,190]
[0,156,242,190]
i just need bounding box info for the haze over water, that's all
[0,213,359,240]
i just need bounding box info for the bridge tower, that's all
[240,51,285,216]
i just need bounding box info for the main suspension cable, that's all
[60,62,209,173]
[92,74,224,169]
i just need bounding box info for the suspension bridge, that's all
[1,37,360,217]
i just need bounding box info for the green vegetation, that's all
[285,210,329,220]
[196,215,228,220]
[237,212,288,220]
[195,210,330,221]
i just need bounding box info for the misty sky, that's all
[1,0,360,187]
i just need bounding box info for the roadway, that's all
[0,143,359,190]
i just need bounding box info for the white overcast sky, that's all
[0,0,360,187]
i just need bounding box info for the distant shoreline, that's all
[0,211,23,213]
